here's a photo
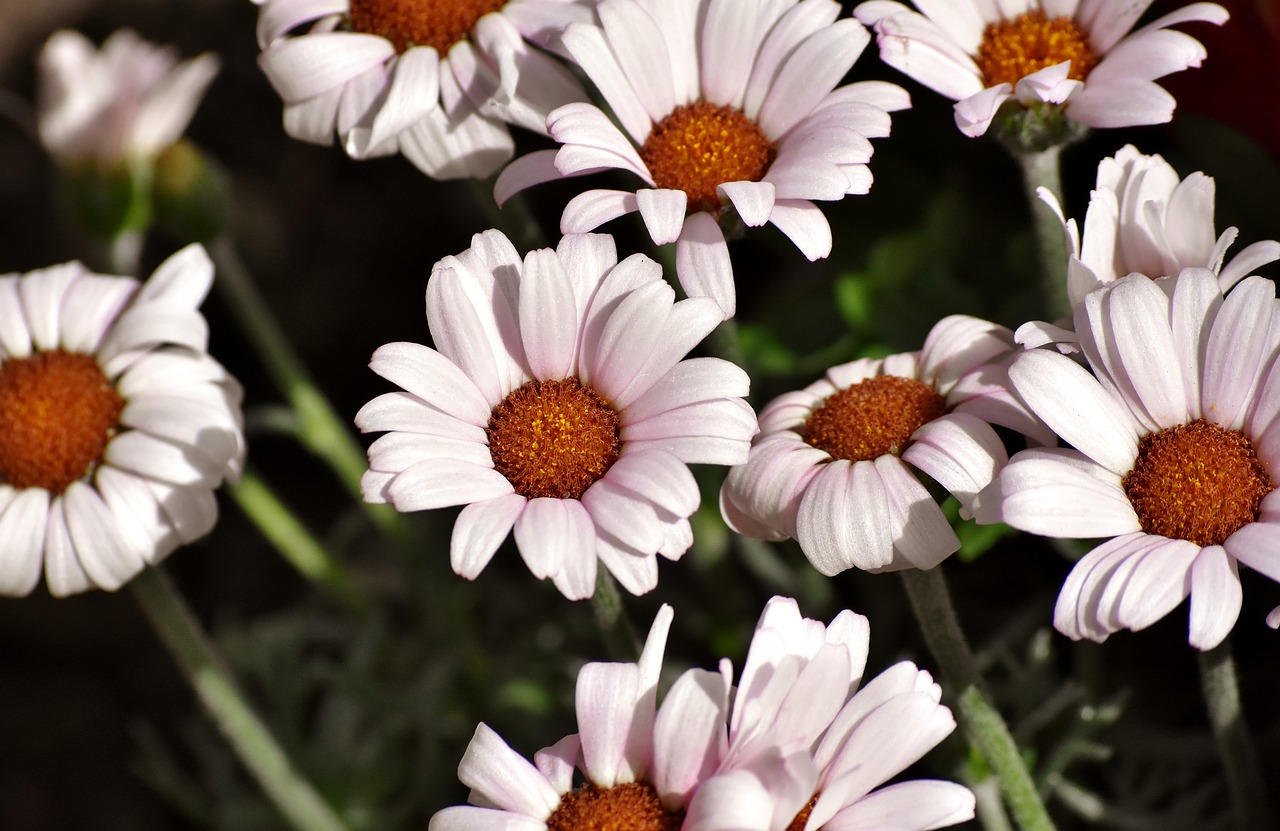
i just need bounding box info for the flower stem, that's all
[228,468,368,612]
[1010,147,1070,321]
[900,568,1057,831]
[591,570,640,660]
[1197,639,1271,830]
[208,236,409,544]
[131,567,350,831]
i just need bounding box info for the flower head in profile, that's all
[722,316,1048,576]
[430,599,973,831]
[854,0,1228,139]
[37,29,219,165]
[0,245,245,597]
[975,270,1280,649]
[496,0,909,318]
[253,0,590,179]
[357,230,756,599]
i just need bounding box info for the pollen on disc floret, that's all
[976,10,1098,89]
[803,375,949,462]
[347,0,507,54]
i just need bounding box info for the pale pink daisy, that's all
[721,315,1050,576]
[684,597,974,831]
[37,29,219,164]
[495,0,909,318]
[854,0,1228,138]
[254,0,590,179]
[357,230,757,599]
[973,269,1280,649]
[0,245,246,597]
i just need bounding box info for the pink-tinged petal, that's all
[427,250,524,401]
[587,278,672,399]
[356,391,487,442]
[1219,240,1280,291]
[561,189,641,233]
[953,85,1012,137]
[1089,29,1204,88]
[1168,268,1222,418]
[548,102,651,178]
[257,0,346,48]
[858,5,984,101]
[1064,79,1174,128]
[581,479,663,552]
[764,156,851,201]
[429,807,547,831]
[652,668,730,809]
[743,0,843,117]
[1120,2,1228,51]
[722,437,829,539]
[700,0,766,106]
[875,456,959,570]
[623,357,750,424]
[813,661,936,771]
[1009,349,1140,475]
[457,723,561,818]
[398,99,514,179]
[369,342,492,426]
[449,493,526,579]
[675,212,736,319]
[551,537,598,599]
[821,691,955,802]
[683,770,776,831]
[758,388,824,435]
[1054,533,1153,641]
[757,20,868,138]
[596,0,674,124]
[1202,275,1276,430]
[1014,61,1080,105]
[919,314,1015,392]
[0,488,49,596]
[1113,537,1198,632]
[769,199,832,261]
[495,150,563,205]
[904,413,1007,517]
[534,734,580,795]
[636,189,689,245]
[621,398,757,462]
[825,780,975,831]
[1188,546,1242,650]
[63,481,145,591]
[519,248,578,380]
[362,46,440,150]
[605,451,700,518]
[1223,520,1280,584]
[596,535,659,594]
[982,450,1139,538]
[576,660,643,785]
[556,233,619,311]
[513,497,594,581]
[610,298,725,408]
[259,32,394,102]
[909,0,985,49]
[720,485,789,541]
[282,88,341,143]
[386,458,515,511]
[1100,274,1189,429]
[797,460,893,574]
[559,23,652,144]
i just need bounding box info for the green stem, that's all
[1011,147,1070,322]
[228,469,368,612]
[590,570,640,660]
[1197,639,1271,830]
[208,237,409,544]
[900,568,1057,831]
[131,568,349,831]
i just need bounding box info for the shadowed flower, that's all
[0,245,245,597]
[854,0,1227,138]
[495,0,908,318]
[253,0,590,179]
[721,316,1048,576]
[975,270,1280,649]
[357,230,756,599]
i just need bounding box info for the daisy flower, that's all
[37,29,219,165]
[253,0,590,179]
[0,245,245,597]
[356,230,757,599]
[495,0,909,318]
[721,315,1049,576]
[974,269,1280,649]
[854,0,1228,138]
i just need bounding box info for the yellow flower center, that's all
[640,102,775,215]
[486,378,621,500]
[348,0,507,53]
[546,781,683,831]
[1123,419,1273,547]
[803,375,947,462]
[0,351,124,493]
[976,10,1098,88]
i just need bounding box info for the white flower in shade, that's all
[721,316,1049,577]
[495,0,909,318]
[37,29,219,164]
[356,230,757,599]
[253,0,590,180]
[684,597,974,831]
[431,599,973,831]
[973,270,1280,649]
[0,245,245,597]
[854,0,1228,138]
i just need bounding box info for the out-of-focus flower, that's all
[975,270,1280,649]
[495,0,908,318]
[253,0,590,180]
[722,316,1048,576]
[854,0,1228,140]
[431,599,974,831]
[0,245,245,597]
[357,230,756,599]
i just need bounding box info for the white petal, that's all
[451,494,525,578]
[0,488,49,596]
[1188,546,1242,650]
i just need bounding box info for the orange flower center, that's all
[0,351,124,493]
[546,781,683,831]
[976,10,1098,89]
[486,378,621,500]
[1123,419,1273,547]
[348,0,506,53]
[640,102,775,215]
[803,375,947,462]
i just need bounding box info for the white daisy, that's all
[0,245,245,597]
